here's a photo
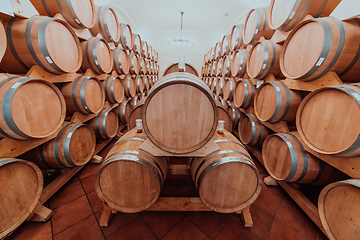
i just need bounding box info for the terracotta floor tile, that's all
[95,210,138,237]
[69,175,79,183]
[51,195,93,235]
[87,191,103,213]
[78,164,101,180]
[162,217,210,240]
[215,218,263,240]
[49,180,85,209]
[187,211,232,239]
[107,216,156,240]
[53,215,104,240]
[252,184,283,216]
[80,173,96,194]
[140,211,184,239]
[9,221,52,240]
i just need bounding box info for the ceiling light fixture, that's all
[168,12,194,47]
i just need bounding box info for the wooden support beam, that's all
[26,65,80,83]
[99,203,114,227]
[168,164,190,175]
[146,197,211,212]
[237,206,253,228]
[261,121,289,133]
[27,203,53,222]
[89,155,103,164]
[264,176,278,186]
[71,112,97,124]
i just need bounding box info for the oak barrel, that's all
[233,79,255,108]
[112,47,129,75]
[117,100,132,124]
[215,77,225,97]
[254,81,301,123]
[0,75,66,140]
[223,78,237,101]
[90,6,119,43]
[221,35,231,56]
[132,34,142,55]
[130,95,140,108]
[95,129,168,213]
[141,41,149,58]
[128,98,145,130]
[214,59,223,77]
[0,158,43,239]
[280,17,360,82]
[101,75,124,104]
[118,23,132,50]
[231,49,248,78]
[215,99,232,131]
[142,72,218,154]
[243,7,274,45]
[123,75,136,98]
[214,42,222,60]
[135,75,145,94]
[227,102,242,130]
[190,130,261,213]
[80,37,113,74]
[221,55,232,77]
[89,108,118,139]
[128,52,140,75]
[0,16,82,74]
[0,21,6,62]
[318,179,360,240]
[239,113,269,146]
[230,24,245,51]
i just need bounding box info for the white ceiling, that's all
[95,0,360,76]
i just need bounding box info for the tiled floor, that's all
[8,140,328,240]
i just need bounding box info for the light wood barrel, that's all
[209,47,215,62]
[131,95,140,108]
[247,40,283,79]
[132,34,142,55]
[227,102,242,130]
[231,49,248,78]
[89,108,118,139]
[230,24,245,51]
[128,52,140,75]
[0,158,43,239]
[147,45,152,60]
[234,79,255,108]
[123,75,136,98]
[254,81,301,123]
[263,132,341,184]
[135,75,145,94]
[0,76,66,140]
[142,41,148,58]
[118,23,132,50]
[0,20,7,62]
[139,57,147,75]
[215,99,232,131]
[128,98,145,130]
[190,130,261,213]
[95,129,168,213]
[0,16,82,74]
[243,7,274,45]
[214,42,222,60]
[268,0,342,32]
[117,100,132,124]
[215,59,223,77]
[29,0,96,29]
[113,47,129,75]
[281,17,360,82]
[223,78,237,101]
[24,122,96,168]
[221,55,232,77]
[142,72,218,154]
[101,75,124,104]
[297,84,360,157]
[221,35,231,56]
[216,77,225,97]
[143,75,149,91]
[80,37,113,74]
[90,6,119,43]
[210,76,217,93]
[239,113,269,146]
[318,179,360,240]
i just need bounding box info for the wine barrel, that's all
[0,158,43,239]
[118,23,132,50]
[223,78,237,101]
[268,0,342,32]
[210,76,217,94]
[135,75,145,94]
[215,59,223,77]
[141,41,148,58]
[0,16,82,74]
[90,6,119,43]
[233,79,255,108]
[142,72,218,154]
[128,98,145,130]
[112,47,129,75]
[190,130,261,213]
[0,21,6,62]
[243,7,274,45]
[239,113,269,146]
[262,132,342,184]
[95,129,168,213]
[215,99,232,131]
[318,179,360,240]
[297,84,360,157]
[117,100,132,124]
[80,37,113,74]
[216,77,225,97]
[214,42,222,60]
[101,75,124,104]
[143,75,149,91]
[227,102,242,130]
[123,75,136,98]
[61,75,105,114]
[221,35,230,56]
[247,40,283,79]
[29,0,96,29]
[128,52,140,75]
[131,95,140,108]
[154,51,158,63]
[0,76,65,140]
[132,34,142,55]
[139,57,147,75]
[281,17,360,82]
[24,122,96,168]
[148,45,153,60]
[254,81,301,123]
[231,49,248,78]
[221,55,232,77]
[89,108,118,139]
[230,24,245,51]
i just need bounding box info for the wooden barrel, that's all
[123,75,136,98]
[148,45,153,60]
[243,7,274,45]
[95,129,168,213]
[221,35,230,56]
[143,75,149,91]
[210,76,217,93]
[112,47,129,75]
[0,158,43,239]
[80,37,113,74]
[135,75,145,94]
[29,0,96,29]
[139,57,147,75]
[141,41,148,58]
[0,21,6,62]
[154,51,158,63]
[254,81,301,123]
[215,99,232,131]
[230,24,245,51]
[318,179,360,240]
[296,84,360,157]
[132,34,142,55]
[89,108,118,139]
[128,52,140,75]
[0,16,82,74]
[281,17,360,82]
[190,130,261,213]
[117,100,132,124]
[0,76,66,140]
[209,47,215,62]
[239,113,269,146]
[131,95,140,108]
[231,49,248,78]
[118,23,132,50]
[247,40,283,79]
[262,132,341,184]
[223,78,237,101]
[215,77,225,97]
[233,79,255,108]
[221,55,232,77]
[214,42,222,60]
[128,98,145,130]
[142,72,218,154]
[89,6,119,43]
[227,102,242,130]
[268,0,342,32]
[101,75,124,104]
[24,122,96,168]
[215,59,223,77]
